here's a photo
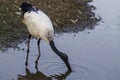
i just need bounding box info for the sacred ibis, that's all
[20,2,72,71]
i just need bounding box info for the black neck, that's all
[29,7,38,12]
[50,40,61,56]
[22,7,38,16]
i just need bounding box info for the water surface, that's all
[0,0,120,80]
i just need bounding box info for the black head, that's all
[50,40,72,71]
[20,2,33,13]
[60,53,72,71]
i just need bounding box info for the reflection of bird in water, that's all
[18,67,50,80]
[20,2,72,71]
[18,58,71,80]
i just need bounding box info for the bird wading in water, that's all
[20,2,72,71]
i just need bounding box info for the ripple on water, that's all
[36,60,96,80]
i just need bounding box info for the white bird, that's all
[20,2,72,71]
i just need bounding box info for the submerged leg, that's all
[35,39,41,68]
[25,34,31,66]
[49,40,72,71]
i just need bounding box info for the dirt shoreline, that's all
[0,0,100,50]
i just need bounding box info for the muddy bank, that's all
[0,0,100,51]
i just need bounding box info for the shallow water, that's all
[0,0,120,80]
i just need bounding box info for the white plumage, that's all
[20,2,72,71]
[23,10,54,43]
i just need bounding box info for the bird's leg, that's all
[49,40,72,71]
[25,34,31,66]
[27,34,31,53]
[35,39,41,69]
[37,39,41,56]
